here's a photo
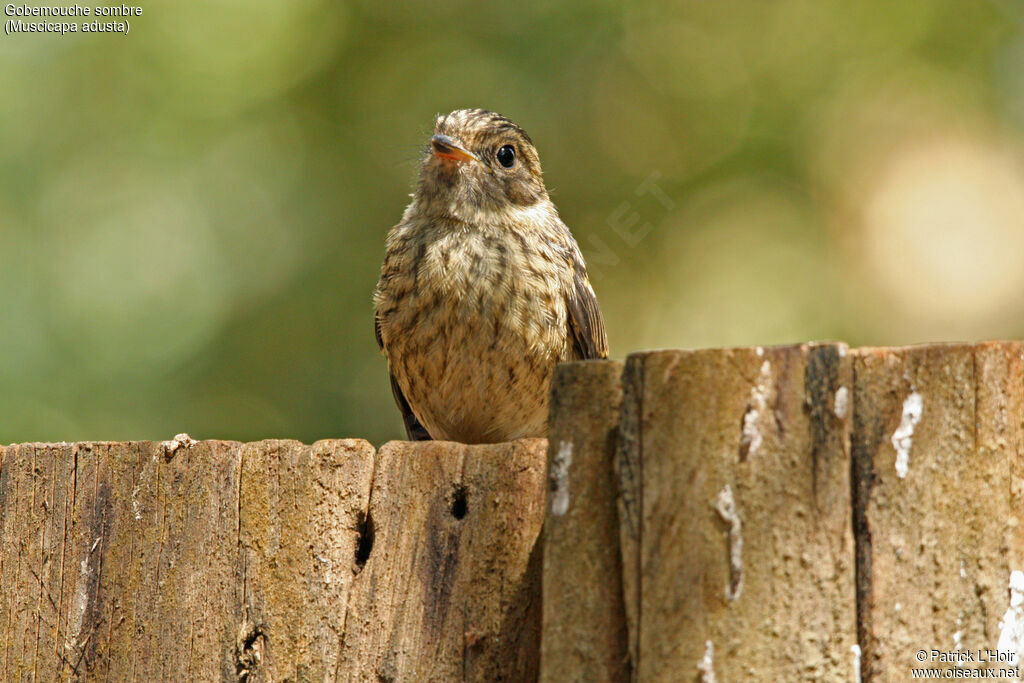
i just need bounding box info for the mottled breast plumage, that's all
[374,109,607,444]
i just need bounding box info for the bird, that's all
[373,108,608,444]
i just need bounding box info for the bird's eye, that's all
[496,145,516,168]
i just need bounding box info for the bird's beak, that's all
[431,134,479,164]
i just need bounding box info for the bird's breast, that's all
[392,227,568,351]
[377,223,571,442]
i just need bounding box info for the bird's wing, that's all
[376,313,432,441]
[389,374,432,441]
[565,249,609,360]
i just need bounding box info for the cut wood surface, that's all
[0,437,547,681]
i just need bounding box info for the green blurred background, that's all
[3,0,1024,445]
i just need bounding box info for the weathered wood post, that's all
[0,438,547,681]
[852,342,1024,680]
[545,344,858,681]
[5,341,1024,681]
[542,341,1024,682]
[542,359,630,682]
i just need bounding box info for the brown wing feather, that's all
[565,252,609,360]
[375,313,432,441]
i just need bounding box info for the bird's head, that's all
[414,109,549,221]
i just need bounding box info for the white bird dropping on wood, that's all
[714,484,743,601]
[550,440,573,516]
[739,360,772,458]
[892,392,922,478]
[997,570,1024,665]
[696,640,717,683]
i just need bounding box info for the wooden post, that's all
[852,342,1024,680]
[615,344,858,681]
[541,341,1024,682]
[0,438,547,681]
[6,341,1024,681]
[542,359,630,682]
[0,439,256,680]
[338,439,547,681]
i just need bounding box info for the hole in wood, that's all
[451,486,468,520]
[354,511,374,571]
[235,622,265,681]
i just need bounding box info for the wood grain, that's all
[0,437,547,681]
[542,360,629,682]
